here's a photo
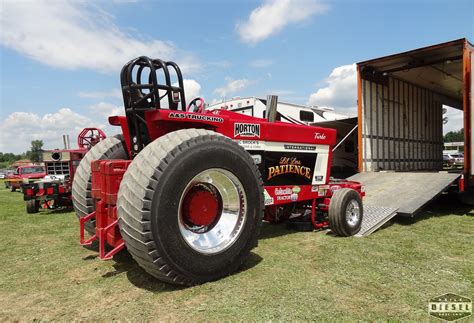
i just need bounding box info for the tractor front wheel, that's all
[328,188,363,236]
[117,129,264,285]
[26,200,40,214]
[72,134,127,234]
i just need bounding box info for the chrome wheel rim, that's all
[178,168,247,254]
[345,200,360,227]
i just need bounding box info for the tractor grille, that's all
[46,161,70,175]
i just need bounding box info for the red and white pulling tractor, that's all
[23,128,106,213]
[72,57,364,285]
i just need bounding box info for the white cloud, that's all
[0,108,104,153]
[0,1,198,74]
[249,59,275,68]
[308,63,357,115]
[213,78,250,98]
[165,79,202,108]
[236,0,327,44]
[443,106,463,134]
[181,79,202,102]
[88,102,123,118]
[78,89,122,99]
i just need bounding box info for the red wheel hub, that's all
[182,185,221,227]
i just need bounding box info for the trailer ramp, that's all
[355,206,398,237]
[349,172,461,236]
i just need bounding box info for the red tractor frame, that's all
[73,57,364,285]
[23,128,106,213]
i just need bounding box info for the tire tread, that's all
[117,128,263,285]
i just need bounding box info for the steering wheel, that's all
[186,97,205,113]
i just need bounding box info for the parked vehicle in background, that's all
[443,155,455,169]
[4,166,46,192]
[206,96,351,125]
[0,172,5,179]
[443,152,464,168]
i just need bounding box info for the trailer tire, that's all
[117,129,264,285]
[26,200,40,214]
[72,134,127,234]
[328,188,363,236]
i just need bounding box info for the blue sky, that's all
[0,0,473,153]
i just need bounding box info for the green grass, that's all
[0,179,472,320]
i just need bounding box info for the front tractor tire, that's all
[117,129,264,285]
[72,134,127,234]
[328,188,363,236]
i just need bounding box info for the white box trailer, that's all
[350,38,473,222]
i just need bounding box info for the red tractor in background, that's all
[23,128,106,213]
[72,57,364,285]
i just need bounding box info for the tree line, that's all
[443,128,463,143]
[0,140,44,169]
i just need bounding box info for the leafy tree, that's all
[444,128,463,142]
[0,152,24,168]
[29,140,44,163]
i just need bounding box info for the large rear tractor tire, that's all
[26,200,40,214]
[72,134,127,234]
[117,129,264,285]
[328,188,363,236]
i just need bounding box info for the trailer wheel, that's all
[117,129,264,285]
[72,134,127,234]
[26,200,40,214]
[328,188,363,236]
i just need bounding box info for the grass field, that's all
[0,180,472,321]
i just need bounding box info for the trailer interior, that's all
[349,38,472,220]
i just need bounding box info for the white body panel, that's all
[207,97,351,125]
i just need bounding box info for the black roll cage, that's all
[120,56,187,156]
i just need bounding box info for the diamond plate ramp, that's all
[349,172,461,216]
[356,206,398,237]
[348,171,460,236]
